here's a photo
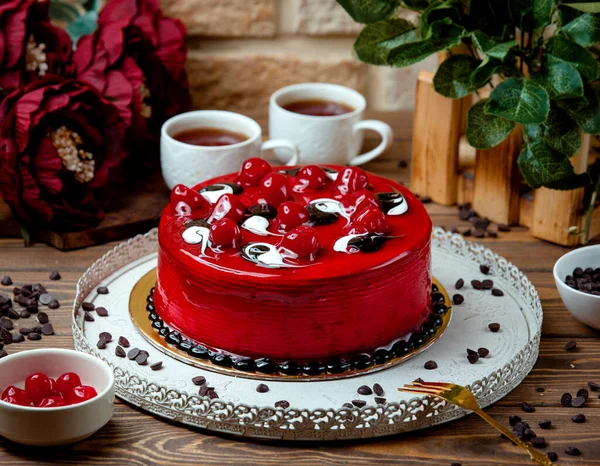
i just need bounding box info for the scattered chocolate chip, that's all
[478,347,489,358]
[135,352,148,365]
[49,271,61,280]
[491,288,504,297]
[419,195,432,204]
[509,415,521,427]
[565,446,581,456]
[521,402,536,413]
[27,332,41,341]
[497,224,511,232]
[150,361,163,371]
[452,294,464,305]
[571,414,586,424]
[0,318,13,331]
[536,387,545,393]
[127,348,140,360]
[84,312,95,322]
[0,350,7,358]
[538,419,551,429]
[480,265,490,275]
[424,360,438,370]
[197,385,210,397]
[488,323,500,332]
[487,230,498,238]
[96,307,108,317]
[561,393,572,407]
[531,437,546,448]
[207,388,219,400]
[11,333,24,343]
[455,278,464,290]
[523,428,537,440]
[467,353,479,364]
[38,293,52,305]
[41,323,54,335]
[342,402,354,409]
[192,376,206,386]
[481,279,494,290]
[547,452,558,462]
[7,308,20,319]
[48,299,60,309]
[97,338,107,349]
[256,383,269,393]
[275,400,290,409]
[118,336,130,348]
[82,302,95,312]
[357,385,373,395]
[471,279,483,290]
[473,228,485,238]
[19,327,33,335]
[450,463,462,466]
[97,286,109,295]
[462,228,471,237]
[19,310,30,319]
[25,304,38,314]
[115,346,126,358]
[397,160,408,168]
[1,276,12,286]
[571,395,586,408]
[37,312,49,324]
[374,397,386,404]
[373,383,384,396]
[577,388,589,400]
[587,381,599,392]
[99,332,112,343]
[565,340,577,351]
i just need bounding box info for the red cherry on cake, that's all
[277,202,309,231]
[348,206,388,235]
[37,396,68,408]
[280,225,320,258]
[257,173,289,206]
[55,372,82,398]
[25,373,55,404]
[210,218,242,248]
[350,189,381,215]
[68,385,98,404]
[208,193,246,224]
[170,184,209,217]
[238,157,272,187]
[333,167,369,197]
[293,165,327,192]
[1,385,32,406]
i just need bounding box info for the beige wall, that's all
[161,0,436,113]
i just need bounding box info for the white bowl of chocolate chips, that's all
[554,244,600,330]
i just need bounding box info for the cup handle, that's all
[261,139,299,166]
[350,120,393,166]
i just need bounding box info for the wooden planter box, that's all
[411,69,600,246]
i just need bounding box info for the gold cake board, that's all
[129,268,452,382]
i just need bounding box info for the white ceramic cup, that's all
[161,110,298,189]
[269,83,393,166]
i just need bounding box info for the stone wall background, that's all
[161,0,436,113]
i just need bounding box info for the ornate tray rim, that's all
[72,227,542,441]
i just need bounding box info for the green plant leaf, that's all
[564,2,600,13]
[530,60,584,99]
[472,32,517,60]
[433,54,480,98]
[469,0,516,36]
[466,99,516,149]
[471,57,520,87]
[545,35,599,81]
[563,89,600,134]
[485,77,550,124]
[527,106,581,156]
[533,0,553,28]
[518,141,590,189]
[387,18,466,68]
[401,0,430,9]
[67,10,97,46]
[354,18,416,65]
[336,0,401,23]
[422,0,462,30]
[562,13,600,46]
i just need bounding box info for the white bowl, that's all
[553,244,600,330]
[0,348,115,446]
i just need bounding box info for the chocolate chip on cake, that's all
[84,312,95,322]
[256,383,269,393]
[481,279,494,290]
[115,346,126,358]
[455,278,464,290]
[452,294,464,305]
[135,352,148,365]
[198,385,209,397]
[478,347,489,358]
[357,385,373,395]
[97,286,109,295]
[81,302,95,312]
[96,307,109,317]
[97,338,107,349]
[351,399,366,408]
[374,397,386,404]
[424,360,438,370]
[373,383,384,396]
[127,348,140,360]
[118,336,130,348]
[275,400,290,409]
[99,332,112,343]
[491,288,504,297]
[192,376,206,386]
[150,361,163,371]
[488,323,500,332]
[467,353,479,364]
[342,402,354,409]
[480,265,490,275]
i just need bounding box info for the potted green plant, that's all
[337,0,600,241]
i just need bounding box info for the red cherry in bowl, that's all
[55,372,82,398]
[68,385,98,405]
[258,173,289,207]
[25,373,55,404]
[279,225,320,259]
[293,165,327,192]
[210,218,242,248]
[208,193,246,224]
[348,206,388,235]
[350,189,381,215]
[1,385,32,406]
[170,184,209,217]
[37,396,68,408]
[277,202,309,232]
[238,157,271,187]
[333,167,369,197]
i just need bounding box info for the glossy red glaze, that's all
[156,165,432,361]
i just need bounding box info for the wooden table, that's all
[0,111,599,465]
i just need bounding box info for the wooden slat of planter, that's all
[531,188,584,246]
[457,172,474,205]
[472,127,522,224]
[411,71,461,205]
[518,192,534,228]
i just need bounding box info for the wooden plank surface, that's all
[0,110,599,465]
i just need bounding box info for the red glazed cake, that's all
[152,160,436,376]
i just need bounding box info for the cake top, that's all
[159,159,431,282]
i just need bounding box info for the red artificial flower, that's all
[72,0,191,139]
[0,0,72,94]
[0,77,128,228]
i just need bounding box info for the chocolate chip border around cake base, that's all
[130,269,453,381]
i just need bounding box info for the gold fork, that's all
[399,381,553,466]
